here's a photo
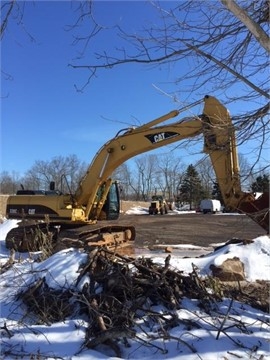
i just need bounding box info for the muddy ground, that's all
[1,197,267,248]
[117,211,267,249]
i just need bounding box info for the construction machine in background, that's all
[149,195,169,215]
[5,95,269,253]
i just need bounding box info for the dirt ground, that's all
[1,197,267,247]
[118,201,267,248]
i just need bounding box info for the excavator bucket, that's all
[238,192,269,233]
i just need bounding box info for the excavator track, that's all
[55,222,136,252]
[5,223,58,252]
[5,222,136,253]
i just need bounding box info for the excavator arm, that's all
[202,96,269,232]
[74,95,268,232]
[6,95,269,234]
[75,111,202,220]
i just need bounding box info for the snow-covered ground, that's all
[0,209,269,360]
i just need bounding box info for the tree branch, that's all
[220,0,270,53]
[183,41,270,99]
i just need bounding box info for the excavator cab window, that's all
[102,181,120,220]
[49,181,55,191]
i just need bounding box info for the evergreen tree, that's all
[251,174,269,192]
[212,181,223,203]
[179,165,205,210]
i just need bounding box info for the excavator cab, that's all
[98,181,120,220]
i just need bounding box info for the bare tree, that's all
[112,163,133,200]
[69,0,269,170]
[155,153,185,200]
[133,155,157,201]
[0,171,20,194]
[197,152,253,196]
[113,160,147,201]
[22,155,87,193]
[238,153,254,190]
[196,157,215,197]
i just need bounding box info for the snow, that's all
[126,205,197,215]
[0,209,269,360]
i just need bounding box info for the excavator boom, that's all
[201,96,269,232]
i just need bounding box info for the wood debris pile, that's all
[16,248,222,356]
[17,248,269,357]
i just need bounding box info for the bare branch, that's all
[0,0,15,40]
[220,0,270,52]
[183,41,270,99]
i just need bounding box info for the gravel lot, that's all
[1,197,267,250]
[117,211,267,249]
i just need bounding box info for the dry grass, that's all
[0,195,9,222]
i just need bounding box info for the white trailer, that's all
[200,199,221,214]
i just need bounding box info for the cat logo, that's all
[145,131,179,144]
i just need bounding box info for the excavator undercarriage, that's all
[5,221,136,254]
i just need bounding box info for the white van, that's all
[200,199,221,214]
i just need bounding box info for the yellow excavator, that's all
[5,95,269,252]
